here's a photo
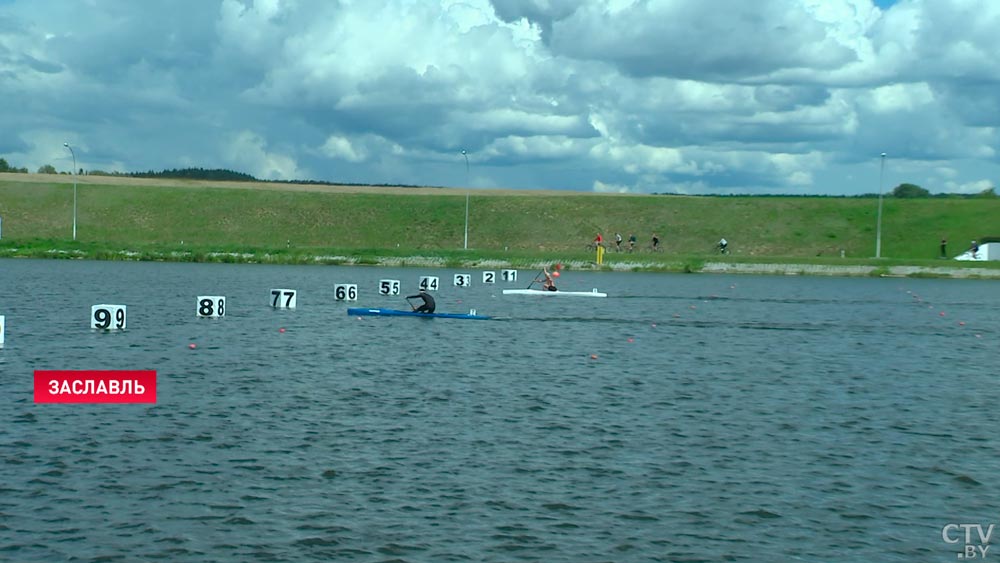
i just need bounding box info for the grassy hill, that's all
[1,173,997,270]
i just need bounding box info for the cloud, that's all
[942,178,995,195]
[545,1,865,81]
[1,0,999,195]
[226,130,303,181]
[592,179,631,193]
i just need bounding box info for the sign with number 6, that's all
[334,284,358,301]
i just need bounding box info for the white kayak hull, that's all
[502,289,607,297]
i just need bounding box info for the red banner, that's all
[34,370,157,403]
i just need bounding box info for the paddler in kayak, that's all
[541,266,558,292]
[406,289,436,313]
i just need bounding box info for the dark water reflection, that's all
[1,259,997,562]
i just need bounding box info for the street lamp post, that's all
[875,152,886,258]
[462,150,469,250]
[64,143,77,241]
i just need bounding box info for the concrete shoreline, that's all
[4,249,998,279]
[696,262,1000,279]
[326,255,1000,279]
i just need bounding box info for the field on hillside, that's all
[1,174,998,262]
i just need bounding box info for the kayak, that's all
[502,289,607,298]
[347,307,493,320]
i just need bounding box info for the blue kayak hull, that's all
[347,307,492,320]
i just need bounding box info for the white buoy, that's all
[482,271,496,284]
[92,304,127,330]
[419,276,440,291]
[197,296,226,318]
[334,284,358,301]
[379,279,401,296]
[501,269,518,282]
[0,315,5,346]
[454,274,472,287]
[270,289,297,308]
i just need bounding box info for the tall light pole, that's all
[462,149,469,250]
[875,152,886,258]
[64,143,77,241]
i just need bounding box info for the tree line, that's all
[1,156,996,197]
[888,183,995,199]
[0,158,29,173]
[0,159,258,182]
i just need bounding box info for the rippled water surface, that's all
[1,259,998,562]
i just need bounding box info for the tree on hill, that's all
[891,183,930,198]
[129,167,258,182]
[0,157,28,173]
[37,164,57,174]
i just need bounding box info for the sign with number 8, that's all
[197,296,226,317]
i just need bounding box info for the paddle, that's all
[405,296,416,311]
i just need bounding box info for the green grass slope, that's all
[1,176,997,267]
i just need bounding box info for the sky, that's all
[1,0,998,195]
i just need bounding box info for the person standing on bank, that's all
[407,289,436,314]
[940,237,947,259]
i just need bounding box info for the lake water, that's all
[1,258,998,562]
